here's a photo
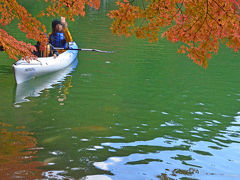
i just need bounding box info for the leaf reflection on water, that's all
[0,122,44,179]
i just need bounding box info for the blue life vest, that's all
[49,32,67,48]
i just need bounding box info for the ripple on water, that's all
[83,175,112,180]
[193,127,210,132]
[98,136,125,139]
[43,170,68,179]
[191,111,204,115]
[48,162,55,166]
[94,145,104,149]
[96,129,240,177]
[160,120,182,127]
[71,167,82,171]
[49,151,65,156]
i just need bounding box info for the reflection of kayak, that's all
[14,58,78,104]
[12,42,78,84]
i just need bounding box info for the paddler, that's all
[49,17,73,58]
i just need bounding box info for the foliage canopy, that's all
[109,0,240,67]
[0,0,239,67]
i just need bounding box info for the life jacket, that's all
[33,41,50,57]
[49,32,67,48]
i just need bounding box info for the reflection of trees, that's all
[157,168,199,179]
[0,122,44,179]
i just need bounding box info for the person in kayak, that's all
[49,17,73,58]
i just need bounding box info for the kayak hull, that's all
[12,42,78,84]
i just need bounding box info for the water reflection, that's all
[30,110,240,179]
[0,0,238,178]
[14,59,78,105]
[88,112,240,179]
[0,122,44,179]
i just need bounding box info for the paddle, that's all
[54,47,114,53]
[48,42,114,53]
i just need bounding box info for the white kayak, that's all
[12,41,78,84]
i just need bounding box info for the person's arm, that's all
[61,17,73,43]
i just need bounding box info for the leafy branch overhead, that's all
[108,0,240,67]
[0,0,239,67]
[0,0,100,60]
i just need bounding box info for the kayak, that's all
[12,41,78,84]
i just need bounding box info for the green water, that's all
[0,1,240,179]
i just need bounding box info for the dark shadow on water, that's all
[14,58,78,105]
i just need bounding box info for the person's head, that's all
[52,19,63,33]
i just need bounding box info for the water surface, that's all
[0,1,240,179]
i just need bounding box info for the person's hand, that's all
[53,53,57,58]
[61,17,68,29]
